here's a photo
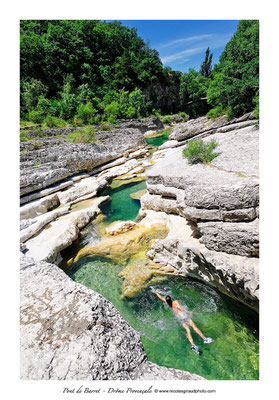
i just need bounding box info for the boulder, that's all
[58,177,107,205]
[20,193,60,220]
[105,220,136,236]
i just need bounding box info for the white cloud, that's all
[159,34,213,49]
[161,47,204,63]
[160,33,234,65]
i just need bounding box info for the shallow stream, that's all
[62,133,259,380]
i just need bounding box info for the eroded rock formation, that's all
[141,114,259,311]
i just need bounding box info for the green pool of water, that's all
[65,149,258,380]
[145,131,170,147]
[99,180,147,224]
[68,257,259,380]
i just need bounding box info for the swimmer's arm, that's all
[153,291,166,302]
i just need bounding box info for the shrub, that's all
[128,88,147,118]
[100,123,112,131]
[20,131,31,142]
[104,101,120,124]
[182,138,219,164]
[125,106,137,119]
[206,106,224,119]
[28,110,44,123]
[44,115,67,128]
[162,116,172,125]
[67,126,96,143]
[152,108,161,117]
[77,102,96,124]
[179,111,187,118]
[253,94,259,119]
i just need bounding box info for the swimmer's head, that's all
[165,295,172,307]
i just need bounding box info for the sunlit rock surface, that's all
[20,255,204,380]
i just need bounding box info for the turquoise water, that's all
[68,257,259,380]
[99,180,146,224]
[64,137,259,380]
[145,131,170,147]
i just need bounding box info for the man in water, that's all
[152,289,213,355]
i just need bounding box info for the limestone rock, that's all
[23,197,109,263]
[169,112,256,142]
[20,180,73,205]
[198,219,259,257]
[142,210,259,311]
[20,206,70,243]
[20,127,146,197]
[20,193,60,220]
[58,177,107,205]
[105,220,136,236]
[142,124,259,224]
[20,255,203,380]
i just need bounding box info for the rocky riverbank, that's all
[141,112,259,311]
[20,112,259,380]
[20,118,206,380]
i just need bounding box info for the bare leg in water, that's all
[189,319,206,340]
[182,323,194,345]
[182,319,206,345]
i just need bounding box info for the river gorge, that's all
[20,114,259,380]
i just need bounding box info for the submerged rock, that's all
[130,189,147,200]
[73,223,169,265]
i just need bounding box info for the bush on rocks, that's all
[182,138,219,164]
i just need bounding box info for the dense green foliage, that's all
[207,20,259,118]
[182,138,219,164]
[20,20,259,124]
[180,69,210,118]
[20,20,181,123]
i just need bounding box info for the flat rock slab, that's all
[20,255,204,380]
[143,124,259,223]
[24,197,109,263]
[20,128,146,196]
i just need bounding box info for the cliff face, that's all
[141,113,259,311]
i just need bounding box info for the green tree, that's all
[207,20,259,118]
[21,79,47,113]
[200,47,213,78]
[180,69,210,117]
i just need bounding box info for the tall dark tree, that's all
[200,47,213,78]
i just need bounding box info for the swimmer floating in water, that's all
[151,288,214,355]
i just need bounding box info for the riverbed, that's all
[61,132,259,380]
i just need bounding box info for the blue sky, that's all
[115,20,239,73]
